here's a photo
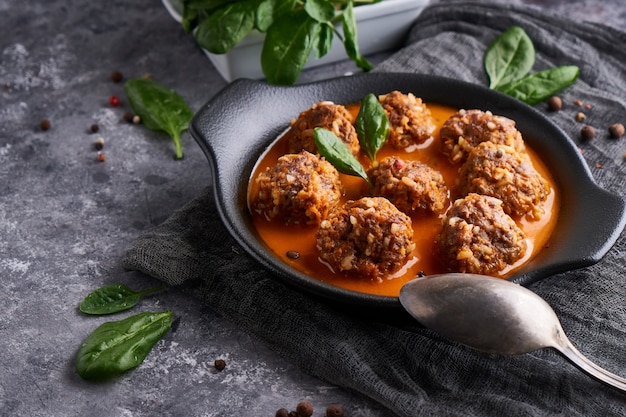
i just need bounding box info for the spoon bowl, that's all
[399,273,626,392]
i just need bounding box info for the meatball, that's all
[316,197,416,280]
[458,142,550,219]
[368,156,449,215]
[253,151,343,225]
[379,91,436,148]
[287,101,360,155]
[439,109,526,164]
[435,193,527,275]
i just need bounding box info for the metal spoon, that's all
[399,273,626,392]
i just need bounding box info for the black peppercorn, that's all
[39,119,51,131]
[326,404,345,417]
[547,96,562,111]
[581,125,595,140]
[111,71,123,82]
[275,408,289,417]
[214,359,226,371]
[608,123,624,139]
[296,401,314,417]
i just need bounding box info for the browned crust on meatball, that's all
[253,151,344,225]
[287,101,360,155]
[368,156,449,215]
[439,109,526,164]
[316,197,416,280]
[458,142,550,219]
[379,91,436,148]
[435,193,527,275]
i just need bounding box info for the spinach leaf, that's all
[314,127,371,186]
[484,26,579,105]
[314,23,334,59]
[194,1,256,54]
[496,65,580,105]
[76,311,173,380]
[355,93,389,162]
[79,284,165,315]
[305,0,336,23]
[124,78,194,160]
[485,26,535,89]
[341,1,373,71]
[261,10,320,85]
[255,0,275,32]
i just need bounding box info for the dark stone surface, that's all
[0,0,623,415]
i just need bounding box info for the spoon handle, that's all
[555,336,626,393]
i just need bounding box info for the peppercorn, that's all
[581,125,595,140]
[96,151,106,162]
[132,115,141,124]
[573,99,583,106]
[90,123,99,133]
[296,401,314,417]
[123,112,134,123]
[275,409,289,417]
[288,412,298,417]
[39,119,51,131]
[547,96,562,111]
[286,250,300,259]
[214,359,226,371]
[575,112,586,122]
[94,137,104,150]
[110,71,123,83]
[326,404,345,417]
[608,123,625,139]
[109,95,120,107]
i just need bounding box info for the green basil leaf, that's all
[79,284,165,315]
[355,93,389,162]
[195,1,256,54]
[497,65,580,105]
[305,0,336,23]
[314,23,334,59]
[76,311,173,381]
[255,0,275,32]
[181,0,199,33]
[341,1,373,71]
[124,78,194,160]
[484,26,535,89]
[314,127,371,186]
[261,11,320,85]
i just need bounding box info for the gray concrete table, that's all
[1,0,623,415]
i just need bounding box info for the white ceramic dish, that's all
[161,0,429,81]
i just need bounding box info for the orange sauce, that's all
[248,103,559,297]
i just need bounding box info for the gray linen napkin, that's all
[122,3,626,416]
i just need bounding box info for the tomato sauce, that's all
[248,102,559,297]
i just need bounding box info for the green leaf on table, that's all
[79,284,165,315]
[314,127,371,186]
[496,65,580,105]
[261,10,320,85]
[124,78,194,160]
[341,0,373,71]
[76,311,173,380]
[484,26,535,89]
[355,93,389,162]
[194,1,256,54]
